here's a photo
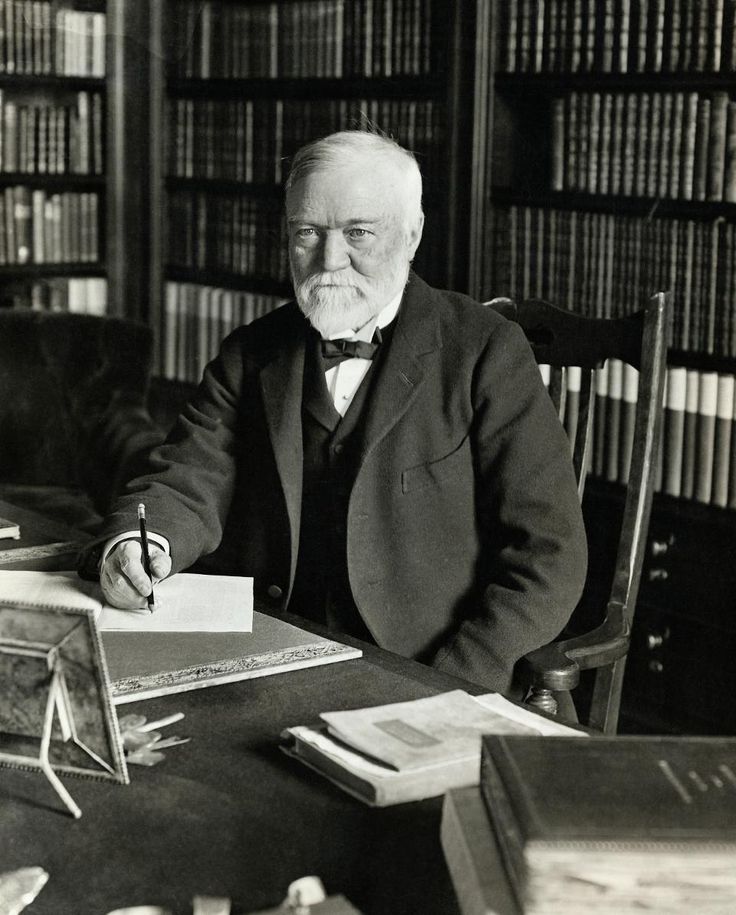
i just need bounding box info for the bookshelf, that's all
[469,1,736,733]
[155,0,477,382]
[471,3,736,508]
[0,0,110,314]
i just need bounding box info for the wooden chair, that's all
[485,293,669,733]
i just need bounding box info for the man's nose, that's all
[321,232,350,272]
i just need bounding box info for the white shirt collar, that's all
[326,289,403,343]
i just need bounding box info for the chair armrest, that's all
[522,601,631,692]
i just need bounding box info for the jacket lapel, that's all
[360,272,442,461]
[259,311,307,585]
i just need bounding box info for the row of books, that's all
[499,0,736,74]
[162,282,286,382]
[0,4,105,77]
[167,191,289,283]
[659,365,736,508]
[577,359,736,510]
[4,275,106,312]
[489,205,736,356]
[165,0,432,80]
[0,90,103,175]
[552,91,736,203]
[0,186,98,265]
[166,97,439,185]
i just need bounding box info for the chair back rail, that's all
[485,293,670,733]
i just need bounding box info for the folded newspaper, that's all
[281,689,584,807]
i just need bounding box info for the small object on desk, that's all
[0,867,49,915]
[137,711,185,732]
[192,895,231,915]
[137,503,156,612]
[287,876,327,909]
[119,711,189,766]
[105,908,172,915]
[245,876,363,914]
[0,516,20,540]
[124,749,166,767]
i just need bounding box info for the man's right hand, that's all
[100,540,172,610]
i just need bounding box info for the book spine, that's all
[662,366,687,497]
[604,358,623,482]
[712,373,735,507]
[729,378,736,508]
[694,371,719,503]
[619,363,639,483]
[681,369,700,499]
[707,91,729,201]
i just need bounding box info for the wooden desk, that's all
[0,502,502,914]
[0,498,87,569]
[1,620,491,915]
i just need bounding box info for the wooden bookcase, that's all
[147,0,477,383]
[0,0,109,313]
[469,1,736,733]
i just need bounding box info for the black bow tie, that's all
[320,336,381,369]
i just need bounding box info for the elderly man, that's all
[82,130,587,695]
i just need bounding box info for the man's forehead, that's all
[287,159,407,209]
[286,185,398,225]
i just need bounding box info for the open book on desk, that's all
[0,569,253,632]
[281,690,584,807]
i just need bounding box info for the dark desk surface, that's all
[0,498,88,569]
[0,498,486,914]
[2,636,484,915]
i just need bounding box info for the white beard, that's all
[293,274,381,337]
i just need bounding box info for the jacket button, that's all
[267,584,283,600]
[333,442,344,454]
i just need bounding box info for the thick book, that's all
[106,610,362,703]
[479,734,736,915]
[281,691,582,808]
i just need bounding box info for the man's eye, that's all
[294,227,316,239]
[347,228,369,239]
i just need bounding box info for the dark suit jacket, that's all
[86,273,587,693]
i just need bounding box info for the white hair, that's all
[285,130,424,230]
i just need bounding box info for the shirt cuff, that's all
[100,531,171,568]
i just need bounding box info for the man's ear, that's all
[406,212,425,260]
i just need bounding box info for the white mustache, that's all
[300,274,360,290]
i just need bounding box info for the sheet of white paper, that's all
[0,570,102,611]
[97,573,252,632]
[0,570,253,633]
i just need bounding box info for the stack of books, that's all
[281,690,581,807]
[442,735,736,915]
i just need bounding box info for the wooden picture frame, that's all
[0,600,128,817]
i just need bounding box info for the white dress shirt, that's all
[101,293,402,569]
[324,291,402,416]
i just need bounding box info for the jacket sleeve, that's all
[431,320,588,696]
[78,331,246,578]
